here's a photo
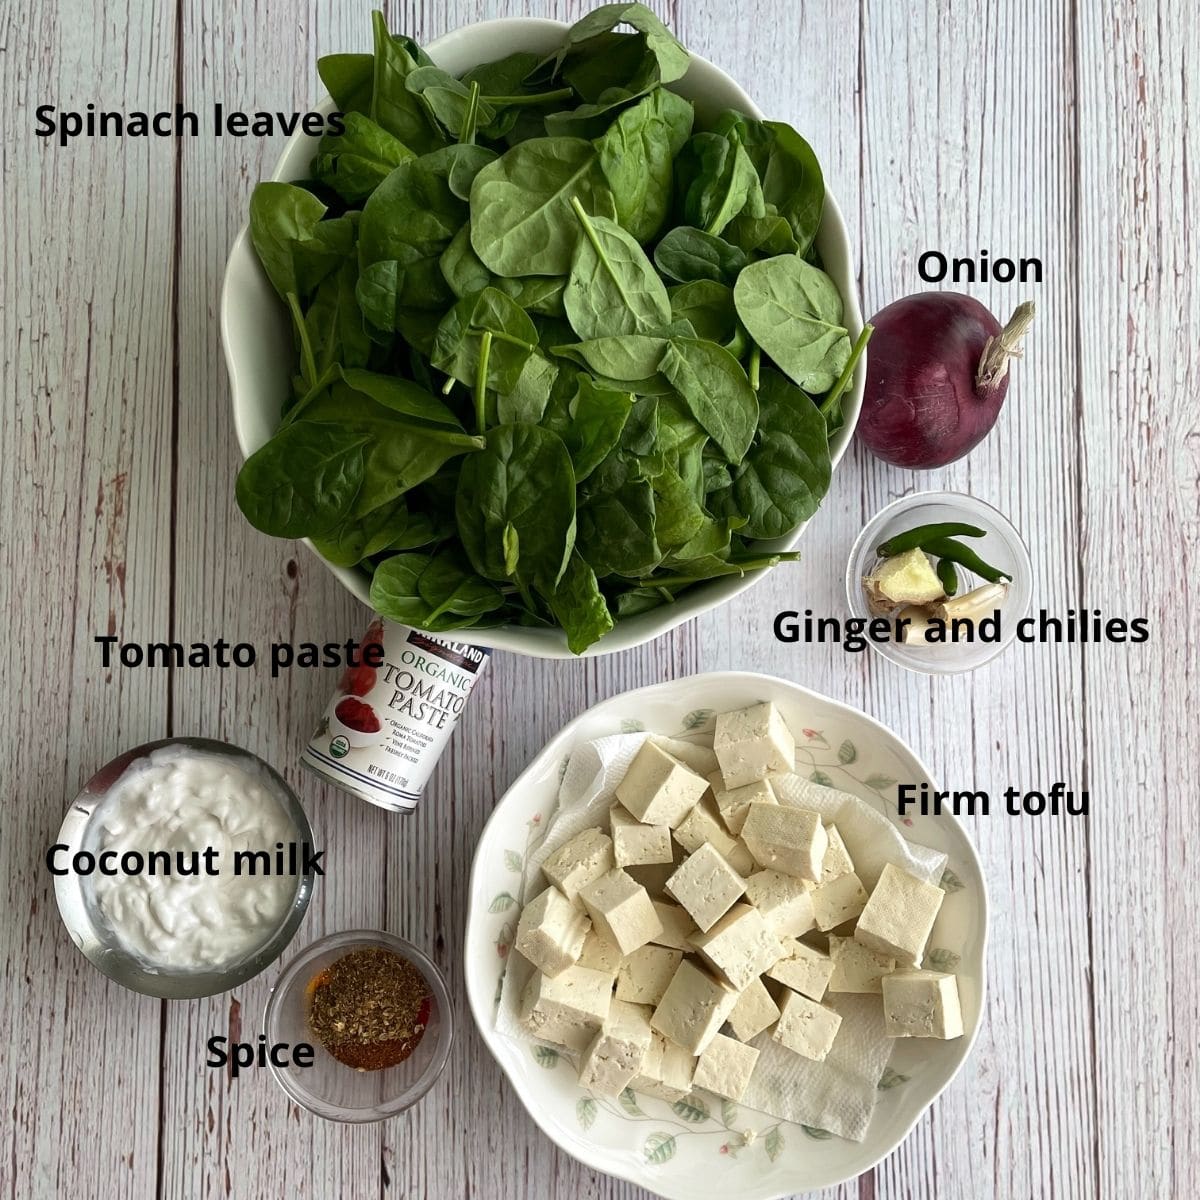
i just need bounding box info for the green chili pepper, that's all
[923,537,1011,584]
[936,558,959,596]
[876,522,987,557]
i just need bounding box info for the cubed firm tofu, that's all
[690,903,785,991]
[828,934,896,994]
[616,944,683,1007]
[741,804,828,882]
[580,869,663,955]
[650,900,697,950]
[772,989,843,1062]
[855,862,946,965]
[616,741,709,827]
[766,940,834,1001]
[577,930,624,978]
[726,977,781,1042]
[541,827,614,903]
[577,1000,653,1095]
[710,775,777,836]
[674,797,756,874]
[810,872,870,931]
[665,843,746,931]
[743,869,816,937]
[650,959,739,1055]
[610,804,674,868]
[820,825,856,882]
[713,702,796,789]
[882,969,964,1039]
[630,1032,695,1101]
[692,1033,760,1102]
[520,965,613,1052]
[515,885,591,977]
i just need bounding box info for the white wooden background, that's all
[2,0,1196,1196]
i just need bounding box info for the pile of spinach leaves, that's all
[236,6,856,653]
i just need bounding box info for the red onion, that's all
[857,293,1035,469]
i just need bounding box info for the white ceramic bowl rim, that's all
[221,16,866,659]
[465,671,989,1198]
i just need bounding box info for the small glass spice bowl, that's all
[264,930,453,1123]
[845,491,1033,675]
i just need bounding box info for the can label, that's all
[300,618,490,813]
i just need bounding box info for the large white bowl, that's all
[465,673,987,1198]
[222,19,866,657]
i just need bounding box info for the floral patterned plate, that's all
[464,672,987,1198]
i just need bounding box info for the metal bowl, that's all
[53,737,316,999]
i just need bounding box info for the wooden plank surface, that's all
[0,0,1195,1197]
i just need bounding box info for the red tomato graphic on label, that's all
[335,697,381,734]
[339,664,377,696]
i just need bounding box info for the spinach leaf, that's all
[455,424,576,589]
[710,366,831,539]
[248,182,329,299]
[313,497,436,566]
[577,475,660,577]
[733,255,850,393]
[553,334,669,380]
[405,65,497,140]
[416,548,506,619]
[236,422,368,538]
[594,87,693,241]
[676,131,765,237]
[340,367,462,426]
[658,337,757,463]
[536,4,689,87]
[318,53,375,114]
[545,551,614,653]
[312,113,415,204]
[369,10,444,153]
[668,280,736,343]
[469,137,616,276]
[432,287,537,396]
[564,204,671,340]
[544,375,634,481]
[499,351,560,424]
[653,226,748,285]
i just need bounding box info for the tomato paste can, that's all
[300,617,490,813]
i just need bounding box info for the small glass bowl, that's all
[845,491,1033,675]
[53,737,316,999]
[264,930,453,1123]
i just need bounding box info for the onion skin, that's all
[858,292,1008,469]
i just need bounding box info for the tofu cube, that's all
[577,1000,653,1095]
[810,872,870,931]
[743,869,816,937]
[828,934,896,994]
[616,944,683,1007]
[616,741,709,827]
[855,863,946,965]
[820,824,856,882]
[713,702,796,788]
[692,1033,760,1102]
[580,868,663,955]
[772,989,843,1062]
[650,959,738,1055]
[690,903,785,991]
[665,843,746,931]
[610,805,674,867]
[726,977,780,1042]
[542,827,614,903]
[674,797,756,875]
[649,900,698,950]
[741,804,828,881]
[515,885,591,977]
[710,775,777,836]
[882,969,964,1039]
[766,940,834,1001]
[577,930,624,978]
[520,965,613,1052]
[631,1032,695,1101]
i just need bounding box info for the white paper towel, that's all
[495,730,946,1142]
